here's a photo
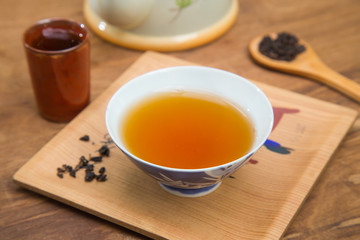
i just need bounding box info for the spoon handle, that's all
[299,58,360,103]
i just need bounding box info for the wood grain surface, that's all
[12,52,357,240]
[1,0,360,239]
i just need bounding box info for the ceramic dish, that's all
[83,0,238,51]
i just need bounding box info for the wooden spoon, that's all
[249,33,360,103]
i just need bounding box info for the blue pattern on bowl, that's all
[122,149,253,189]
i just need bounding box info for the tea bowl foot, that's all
[159,182,221,198]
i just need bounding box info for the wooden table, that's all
[1,0,359,239]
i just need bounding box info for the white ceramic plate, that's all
[83,0,238,51]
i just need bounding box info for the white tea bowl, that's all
[105,66,273,197]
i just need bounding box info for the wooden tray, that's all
[13,52,358,240]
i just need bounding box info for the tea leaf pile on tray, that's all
[56,134,113,182]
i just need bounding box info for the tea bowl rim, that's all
[105,66,274,173]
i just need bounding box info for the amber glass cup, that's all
[24,18,90,122]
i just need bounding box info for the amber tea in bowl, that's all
[106,66,274,197]
[121,91,254,169]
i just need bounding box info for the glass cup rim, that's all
[23,18,89,55]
